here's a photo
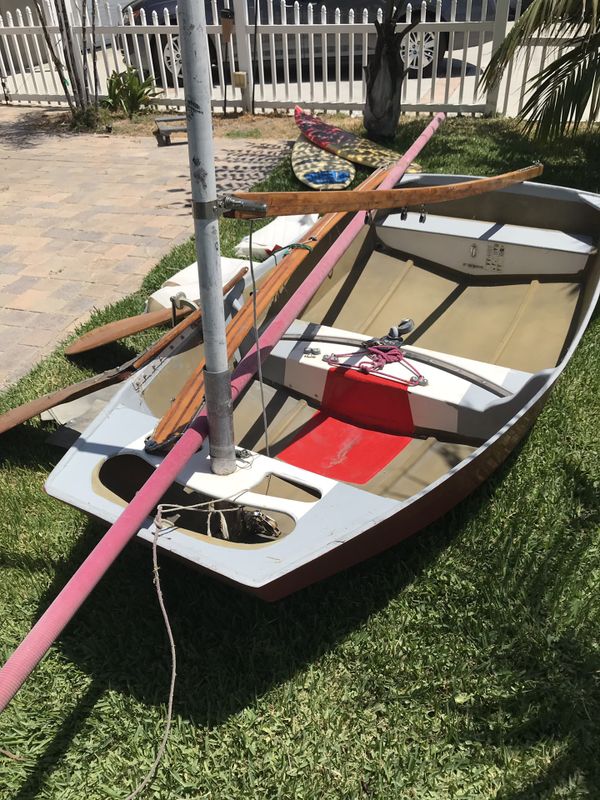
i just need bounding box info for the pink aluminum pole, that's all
[0,113,444,713]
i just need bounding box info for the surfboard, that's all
[295,106,422,172]
[291,134,356,190]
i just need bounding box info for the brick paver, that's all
[0,105,290,389]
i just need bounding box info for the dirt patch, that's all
[0,104,364,142]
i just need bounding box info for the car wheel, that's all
[163,34,183,86]
[156,35,218,87]
[400,25,448,77]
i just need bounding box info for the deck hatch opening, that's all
[97,454,296,543]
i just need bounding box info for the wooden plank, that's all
[226,164,543,219]
[65,267,248,355]
[0,267,252,436]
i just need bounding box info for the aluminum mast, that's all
[178,0,236,475]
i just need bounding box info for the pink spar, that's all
[0,111,445,713]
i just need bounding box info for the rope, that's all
[123,523,177,800]
[249,220,271,459]
[124,487,249,798]
[325,345,426,386]
[285,242,314,253]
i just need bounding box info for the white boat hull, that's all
[45,176,600,599]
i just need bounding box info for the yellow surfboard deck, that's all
[291,135,356,190]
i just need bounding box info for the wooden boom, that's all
[0,269,248,435]
[65,268,248,356]
[227,164,543,218]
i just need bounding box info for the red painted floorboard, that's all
[278,412,412,484]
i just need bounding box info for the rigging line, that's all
[124,527,177,800]
[251,0,258,116]
[123,483,254,798]
[249,220,272,460]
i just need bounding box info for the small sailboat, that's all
[1,0,598,711]
[44,165,599,599]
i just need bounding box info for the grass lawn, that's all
[0,117,599,799]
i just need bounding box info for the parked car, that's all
[122,0,534,87]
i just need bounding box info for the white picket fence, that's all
[0,0,574,117]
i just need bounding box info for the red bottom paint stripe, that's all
[278,412,412,484]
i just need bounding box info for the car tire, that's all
[401,21,448,78]
[151,35,218,88]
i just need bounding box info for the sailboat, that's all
[1,0,599,711]
[43,161,599,600]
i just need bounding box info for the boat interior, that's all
[235,184,599,499]
[84,179,600,543]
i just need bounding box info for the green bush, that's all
[103,67,160,119]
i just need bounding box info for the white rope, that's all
[123,489,248,799]
[248,220,271,459]
[123,521,177,800]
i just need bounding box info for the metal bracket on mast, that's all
[221,195,268,219]
[192,200,220,221]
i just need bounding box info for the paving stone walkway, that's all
[0,105,290,390]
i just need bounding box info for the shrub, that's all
[103,67,160,119]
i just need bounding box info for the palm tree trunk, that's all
[363,1,418,140]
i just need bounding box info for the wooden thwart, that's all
[226,164,543,218]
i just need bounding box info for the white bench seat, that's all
[376,212,595,277]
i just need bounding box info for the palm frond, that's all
[481,0,600,90]
[519,32,600,139]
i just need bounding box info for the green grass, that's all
[225,127,263,139]
[0,117,599,799]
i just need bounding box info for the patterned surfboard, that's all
[295,106,422,172]
[291,135,356,190]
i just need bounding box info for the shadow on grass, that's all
[0,425,62,473]
[5,438,527,797]
[454,458,600,798]
[10,433,599,798]
[3,404,598,799]
[10,682,105,800]
[4,482,470,797]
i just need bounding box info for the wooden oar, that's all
[226,164,543,218]
[65,268,247,356]
[65,306,190,356]
[0,268,248,435]
[146,163,394,451]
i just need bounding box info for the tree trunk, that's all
[363,2,418,141]
[55,0,86,109]
[35,0,76,112]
